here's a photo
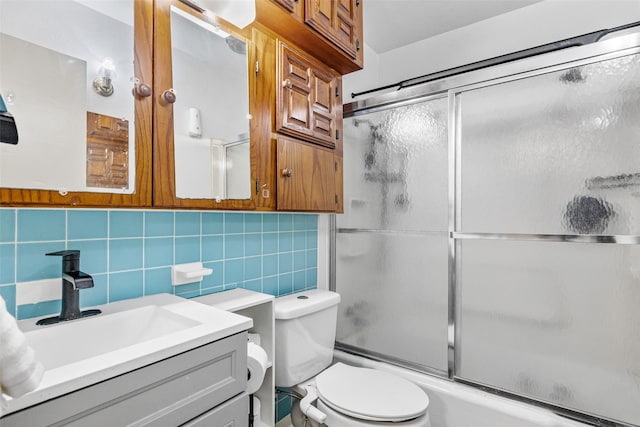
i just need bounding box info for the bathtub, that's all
[330,350,590,427]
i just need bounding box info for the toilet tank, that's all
[274,290,341,387]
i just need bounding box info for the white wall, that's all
[341,43,380,103]
[344,0,640,97]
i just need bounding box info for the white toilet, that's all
[275,290,431,427]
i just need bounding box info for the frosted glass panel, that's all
[336,233,448,371]
[460,54,640,234]
[458,239,640,426]
[341,97,448,232]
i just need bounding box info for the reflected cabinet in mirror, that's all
[153,0,256,209]
[0,0,153,207]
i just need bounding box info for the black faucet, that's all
[36,250,101,326]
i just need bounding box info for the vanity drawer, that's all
[182,392,248,427]
[1,331,247,427]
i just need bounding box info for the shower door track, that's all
[334,30,640,427]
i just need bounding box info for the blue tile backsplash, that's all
[0,208,319,319]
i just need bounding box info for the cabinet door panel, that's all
[312,112,333,140]
[287,61,311,85]
[277,41,339,149]
[305,0,357,58]
[335,0,356,53]
[277,137,336,211]
[307,0,333,28]
[286,87,312,128]
[312,71,333,111]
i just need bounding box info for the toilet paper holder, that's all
[247,342,269,395]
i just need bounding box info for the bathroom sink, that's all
[3,293,252,418]
[25,305,200,370]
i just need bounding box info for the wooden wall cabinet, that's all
[255,0,363,74]
[2,0,354,214]
[253,27,343,213]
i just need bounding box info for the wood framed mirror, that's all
[153,0,257,210]
[0,0,153,207]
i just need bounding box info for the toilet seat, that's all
[315,363,429,422]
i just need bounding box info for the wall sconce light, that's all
[93,58,116,97]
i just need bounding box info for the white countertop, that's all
[193,288,275,312]
[1,294,253,417]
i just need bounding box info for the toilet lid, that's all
[315,363,429,422]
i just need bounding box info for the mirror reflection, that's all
[0,0,136,194]
[171,7,251,200]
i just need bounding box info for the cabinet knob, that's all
[282,79,292,89]
[281,168,293,178]
[161,88,177,104]
[134,83,152,98]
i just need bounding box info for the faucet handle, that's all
[46,250,80,258]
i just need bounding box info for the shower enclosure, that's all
[334,31,640,427]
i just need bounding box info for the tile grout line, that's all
[172,211,176,296]
[199,211,203,296]
[106,210,111,303]
[13,209,18,315]
[142,211,146,297]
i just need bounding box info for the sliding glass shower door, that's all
[455,53,640,426]
[336,97,449,373]
[337,34,640,427]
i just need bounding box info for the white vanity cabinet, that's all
[195,289,276,427]
[1,332,249,427]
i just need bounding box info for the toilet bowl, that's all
[275,290,431,426]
